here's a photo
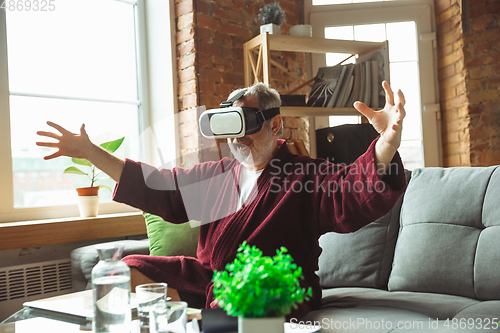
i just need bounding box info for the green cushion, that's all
[143,213,200,257]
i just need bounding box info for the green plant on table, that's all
[63,137,124,191]
[213,241,312,318]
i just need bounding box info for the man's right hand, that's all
[36,121,125,182]
[36,121,95,160]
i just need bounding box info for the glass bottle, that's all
[91,243,131,333]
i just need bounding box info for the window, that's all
[306,0,442,169]
[0,0,178,222]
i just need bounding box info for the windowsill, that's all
[0,212,147,251]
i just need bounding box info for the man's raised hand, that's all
[36,121,94,160]
[353,81,406,150]
[37,122,125,182]
[353,81,406,175]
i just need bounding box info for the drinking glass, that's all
[152,301,187,333]
[135,283,168,330]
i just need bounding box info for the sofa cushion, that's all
[388,166,500,300]
[454,301,500,320]
[316,170,410,289]
[477,166,500,300]
[303,287,495,333]
[319,288,480,320]
[144,213,200,257]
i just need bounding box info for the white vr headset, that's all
[199,89,280,139]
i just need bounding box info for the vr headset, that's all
[199,88,280,139]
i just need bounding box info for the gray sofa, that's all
[71,238,149,291]
[303,165,500,332]
[71,165,500,332]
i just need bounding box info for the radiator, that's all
[0,259,72,321]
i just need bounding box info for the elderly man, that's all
[36,81,407,319]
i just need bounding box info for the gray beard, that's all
[228,141,255,168]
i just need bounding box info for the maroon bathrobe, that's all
[114,139,406,319]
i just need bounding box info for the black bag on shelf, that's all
[316,124,379,165]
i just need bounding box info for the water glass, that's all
[152,301,188,333]
[135,283,168,330]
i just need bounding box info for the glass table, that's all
[1,308,143,332]
[0,302,200,333]
[1,316,96,333]
[1,314,203,333]
[0,294,318,332]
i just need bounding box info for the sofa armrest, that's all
[71,239,150,291]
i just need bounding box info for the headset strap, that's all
[256,107,280,123]
[220,88,280,123]
[220,88,248,108]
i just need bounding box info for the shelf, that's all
[244,33,387,92]
[243,33,387,158]
[281,106,361,117]
[246,34,383,55]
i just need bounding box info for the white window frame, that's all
[0,0,179,223]
[305,0,442,167]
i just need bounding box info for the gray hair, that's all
[227,82,283,137]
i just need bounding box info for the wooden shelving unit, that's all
[280,106,361,117]
[243,33,388,157]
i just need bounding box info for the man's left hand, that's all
[354,81,406,175]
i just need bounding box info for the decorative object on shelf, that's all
[307,65,346,107]
[257,2,286,35]
[213,241,312,333]
[286,140,310,157]
[307,45,390,109]
[290,24,312,37]
[260,23,281,35]
[356,46,390,108]
[64,137,124,217]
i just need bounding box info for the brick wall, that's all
[435,0,469,166]
[175,0,199,168]
[175,0,308,168]
[463,0,500,166]
[176,1,500,168]
[435,0,500,167]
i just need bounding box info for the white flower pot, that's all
[238,316,284,333]
[78,195,99,217]
[260,23,281,35]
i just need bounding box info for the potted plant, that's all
[64,137,124,217]
[257,2,286,35]
[213,241,312,333]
